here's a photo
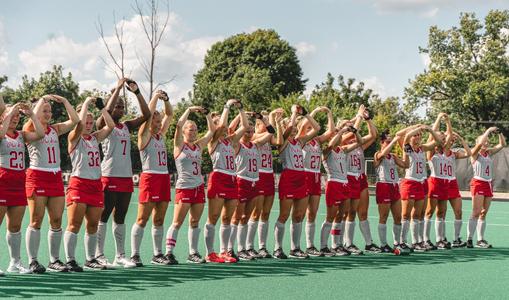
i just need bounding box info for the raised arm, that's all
[174,106,200,155]
[312,107,335,144]
[138,91,162,150]
[488,132,506,156]
[453,132,472,159]
[95,107,115,142]
[229,103,248,144]
[68,97,94,151]
[96,78,126,130]
[471,127,496,160]
[283,105,299,141]
[51,95,80,136]
[343,127,363,153]
[374,136,400,164]
[19,103,44,143]
[252,114,274,147]
[0,95,5,116]
[124,79,151,132]
[268,108,284,146]
[396,124,421,148]
[160,94,173,137]
[297,110,321,145]
[196,110,216,149]
[323,127,348,159]
[0,105,17,139]
[360,118,378,150]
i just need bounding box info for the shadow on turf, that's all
[2,247,509,297]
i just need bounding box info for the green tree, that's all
[405,10,509,139]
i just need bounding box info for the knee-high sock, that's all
[436,218,445,242]
[320,221,332,249]
[258,221,269,249]
[359,220,373,245]
[63,230,77,262]
[467,217,477,240]
[188,227,200,255]
[423,218,432,242]
[26,226,40,262]
[477,219,486,241]
[410,220,419,244]
[454,219,462,240]
[344,221,355,247]
[246,220,258,250]
[401,220,410,244]
[95,221,107,257]
[274,221,285,251]
[6,230,22,264]
[290,222,302,250]
[112,222,126,257]
[152,225,163,256]
[331,222,342,249]
[378,223,387,246]
[219,224,231,253]
[228,224,238,251]
[130,223,145,256]
[340,222,346,246]
[165,225,179,254]
[48,228,63,263]
[204,223,215,255]
[84,232,97,261]
[393,224,402,245]
[305,222,316,249]
[418,219,424,242]
[237,224,248,252]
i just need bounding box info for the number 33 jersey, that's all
[70,135,101,180]
[101,123,132,178]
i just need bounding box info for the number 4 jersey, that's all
[101,123,132,178]
[70,135,101,180]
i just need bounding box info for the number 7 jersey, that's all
[101,123,132,178]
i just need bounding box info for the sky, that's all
[1,0,508,104]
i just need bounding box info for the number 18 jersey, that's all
[211,139,236,175]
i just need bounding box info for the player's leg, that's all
[187,203,206,263]
[46,196,68,271]
[305,194,322,256]
[164,201,191,264]
[204,196,225,262]
[26,196,48,273]
[476,197,493,248]
[96,190,117,262]
[83,206,106,270]
[130,201,156,266]
[111,191,135,267]
[64,202,86,271]
[274,198,293,259]
[6,206,30,274]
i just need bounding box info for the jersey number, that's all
[157,151,167,166]
[350,155,361,170]
[248,159,258,172]
[293,154,304,169]
[9,151,24,169]
[121,140,127,155]
[439,162,452,177]
[390,168,395,180]
[261,153,272,169]
[310,155,320,169]
[416,162,424,174]
[87,151,100,167]
[47,147,57,164]
[225,155,235,170]
[192,161,199,175]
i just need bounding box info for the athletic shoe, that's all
[476,240,492,249]
[7,261,31,274]
[332,246,351,256]
[443,239,452,249]
[227,250,239,261]
[163,253,179,265]
[96,254,114,268]
[320,247,336,257]
[246,248,261,259]
[306,246,324,257]
[206,252,225,263]
[238,250,255,261]
[289,249,309,259]
[466,239,474,248]
[399,243,412,252]
[219,251,238,263]
[380,244,393,253]
[436,240,451,250]
[257,248,272,259]
[130,254,143,267]
[29,260,46,274]
[113,255,137,268]
[411,243,427,252]
[423,240,437,251]
[84,259,107,270]
[187,253,206,264]
[48,260,70,272]
[346,244,363,255]
[151,254,170,265]
[452,238,467,248]
[364,243,382,254]
[273,248,288,259]
[65,260,84,272]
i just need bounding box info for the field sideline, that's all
[1,189,508,299]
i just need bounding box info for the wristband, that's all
[224,104,231,110]
[237,102,243,110]
[348,126,357,134]
[266,125,275,134]
[301,107,308,115]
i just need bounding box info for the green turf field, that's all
[1,190,508,299]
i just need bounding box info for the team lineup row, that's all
[0,77,505,275]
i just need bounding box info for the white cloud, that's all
[361,76,388,98]
[420,53,431,68]
[369,0,495,17]
[295,41,317,58]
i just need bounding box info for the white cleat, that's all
[7,261,32,274]
[113,255,137,268]
[96,254,116,269]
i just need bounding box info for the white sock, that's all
[204,223,215,255]
[26,226,40,261]
[339,222,345,245]
[477,219,486,241]
[152,225,164,256]
[220,224,231,253]
[344,221,355,247]
[112,222,126,257]
[48,228,63,263]
[435,218,442,242]
[410,220,419,244]
[274,221,285,250]
[359,220,373,245]
[6,230,21,264]
[84,232,97,261]
[96,221,107,257]
[393,224,402,245]
[467,217,477,240]
[423,218,431,242]
[454,219,462,240]
[246,220,258,250]
[290,222,302,250]
[401,220,409,244]
[438,218,446,242]
[258,221,269,249]
[130,223,145,256]
[418,219,424,242]
[64,231,77,262]
[188,227,200,255]
[320,221,332,249]
[165,225,179,254]
[331,222,342,248]
[237,224,248,252]
[305,222,316,249]
[228,224,238,251]
[378,223,387,246]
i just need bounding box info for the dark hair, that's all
[380,129,390,142]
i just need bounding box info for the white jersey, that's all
[323,147,348,183]
[429,151,453,179]
[444,150,457,179]
[0,131,25,171]
[70,135,101,180]
[303,139,322,173]
[211,139,236,175]
[101,123,132,178]
[473,152,493,182]
[280,139,304,171]
[28,126,60,170]
[140,134,168,174]
[175,143,203,189]
[404,147,427,182]
[347,146,364,177]
[258,143,273,174]
[236,142,259,181]
[376,153,399,184]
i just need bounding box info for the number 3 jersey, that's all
[101,123,132,178]
[70,135,101,180]
[0,131,25,171]
[27,126,60,170]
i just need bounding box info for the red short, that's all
[360,174,369,191]
[139,173,171,203]
[400,179,427,200]
[470,179,493,198]
[325,181,349,207]
[278,169,307,200]
[237,177,258,203]
[25,168,65,197]
[347,175,361,200]
[0,168,27,206]
[66,177,104,207]
[101,176,134,193]
[428,177,449,201]
[175,185,205,204]
[306,172,322,196]
[376,182,401,204]
[448,179,461,199]
[257,172,275,196]
[207,171,237,200]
